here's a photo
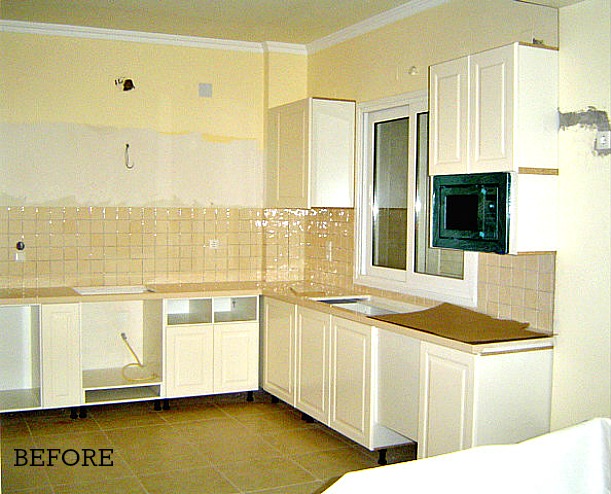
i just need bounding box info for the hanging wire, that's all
[125,143,134,169]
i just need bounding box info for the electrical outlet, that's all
[596,131,611,151]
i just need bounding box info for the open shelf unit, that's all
[80,299,163,404]
[0,305,41,411]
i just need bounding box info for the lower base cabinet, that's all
[0,295,259,414]
[214,322,259,393]
[295,307,330,423]
[262,298,295,405]
[41,304,81,409]
[164,297,259,399]
[165,324,214,398]
[418,342,553,458]
[329,316,372,446]
[265,299,410,453]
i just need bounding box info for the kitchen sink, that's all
[73,285,153,295]
[313,296,424,317]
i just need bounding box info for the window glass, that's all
[372,117,409,270]
[414,112,464,279]
[355,92,477,307]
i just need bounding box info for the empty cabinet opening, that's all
[80,300,162,403]
[0,305,41,410]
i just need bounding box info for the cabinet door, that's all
[213,322,258,393]
[295,307,330,423]
[165,324,213,398]
[429,56,469,175]
[262,298,295,404]
[469,43,515,173]
[41,304,81,408]
[377,329,420,440]
[329,317,371,447]
[267,99,309,208]
[418,342,474,458]
[310,99,355,207]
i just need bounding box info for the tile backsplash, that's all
[0,206,555,331]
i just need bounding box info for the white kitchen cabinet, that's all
[295,306,330,423]
[262,297,296,405]
[418,342,553,459]
[377,329,420,441]
[165,323,214,397]
[41,304,81,408]
[429,42,558,175]
[165,296,259,398]
[263,298,411,454]
[0,305,41,411]
[329,317,372,446]
[266,97,355,208]
[429,56,470,175]
[214,322,258,393]
[81,300,163,404]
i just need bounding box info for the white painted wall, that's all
[551,0,611,429]
[0,122,263,207]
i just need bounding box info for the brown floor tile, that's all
[53,476,147,493]
[25,414,101,438]
[215,457,316,492]
[235,408,311,434]
[1,392,404,493]
[106,424,211,475]
[260,426,350,456]
[245,480,326,493]
[1,437,54,492]
[158,402,226,424]
[138,466,239,494]
[290,447,378,481]
[189,429,282,465]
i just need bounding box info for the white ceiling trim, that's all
[262,41,308,55]
[0,19,268,53]
[0,0,449,56]
[306,0,450,54]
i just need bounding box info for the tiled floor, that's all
[1,392,415,493]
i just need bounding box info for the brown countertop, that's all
[370,303,547,345]
[0,282,554,354]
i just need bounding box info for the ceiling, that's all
[0,0,586,45]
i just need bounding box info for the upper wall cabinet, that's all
[266,98,355,208]
[429,42,558,175]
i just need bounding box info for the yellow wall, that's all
[264,49,308,109]
[308,0,557,102]
[0,32,264,139]
[551,0,611,428]
[0,31,270,207]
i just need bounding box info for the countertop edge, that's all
[261,289,555,356]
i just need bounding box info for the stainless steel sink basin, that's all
[313,295,426,317]
[74,285,153,295]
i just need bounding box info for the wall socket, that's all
[596,131,611,151]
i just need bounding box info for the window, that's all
[355,92,478,307]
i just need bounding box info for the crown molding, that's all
[0,19,266,53]
[262,41,308,55]
[1,0,447,56]
[307,0,450,54]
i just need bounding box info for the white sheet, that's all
[323,418,611,494]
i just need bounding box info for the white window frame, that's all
[354,91,478,307]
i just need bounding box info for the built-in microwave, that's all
[431,172,512,254]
